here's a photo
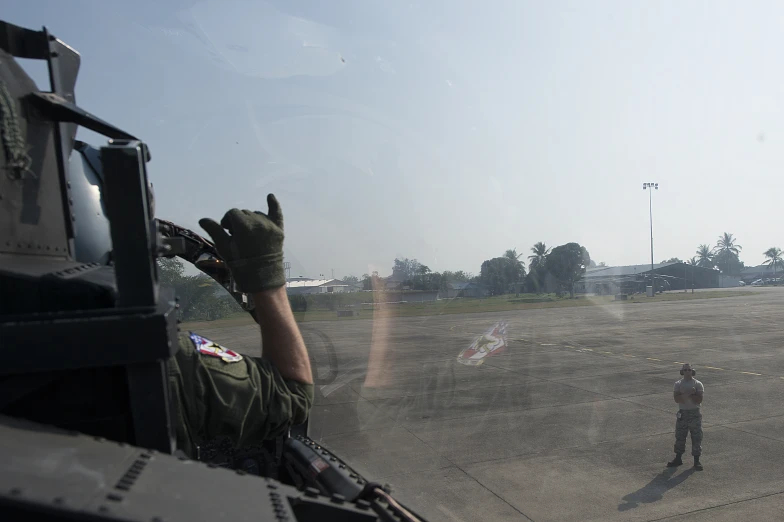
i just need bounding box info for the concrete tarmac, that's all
[192,287,784,522]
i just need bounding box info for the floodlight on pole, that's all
[642,182,658,294]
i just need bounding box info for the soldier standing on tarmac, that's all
[667,363,704,470]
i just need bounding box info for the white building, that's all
[286,277,362,295]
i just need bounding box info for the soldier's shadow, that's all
[618,467,696,512]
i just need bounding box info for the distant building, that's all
[719,274,741,288]
[384,271,411,291]
[578,262,721,295]
[442,281,488,298]
[741,265,779,283]
[286,278,362,295]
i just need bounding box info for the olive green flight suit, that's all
[168,332,313,458]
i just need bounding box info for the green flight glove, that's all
[199,194,286,293]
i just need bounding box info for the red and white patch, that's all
[307,457,330,481]
[457,321,508,366]
[311,458,330,474]
[188,332,243,363]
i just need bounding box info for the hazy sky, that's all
[8,1,784,279]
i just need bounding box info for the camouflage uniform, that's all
[168,332,313,458]
[674,409,703,456]
[673,377,704,457]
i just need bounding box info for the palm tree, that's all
[715,232,742,257]
[764,247,783,279]
[686,257,698,266]
[504,249,525,296]
[696,244,715,269]
[528,242,551,270]
[504,249,522,261]
[714,233,743,274]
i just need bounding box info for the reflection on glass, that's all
[456,321,509,366]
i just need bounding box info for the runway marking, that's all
[540,342,784,382]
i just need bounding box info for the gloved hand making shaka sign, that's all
[199,194,287,293]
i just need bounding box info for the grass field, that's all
[182,289,755,329]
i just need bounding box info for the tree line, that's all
[346,241,593,299]
[352,258,475,293]
[349,232,782,301]
[661,233,782,277]
[484,242,592,298]
[158,231,783,323]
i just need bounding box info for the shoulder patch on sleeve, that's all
[188,331,243,363]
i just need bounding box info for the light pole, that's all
[643,182,658,294]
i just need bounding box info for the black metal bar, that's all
[0,291,179,375]
[99,139,175,453]
[0,21,48,59]
[44,30,80,105]
[127,360,175,453]
[28,93,139,141]
[43,27,80,257]
[101,140,157,308]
